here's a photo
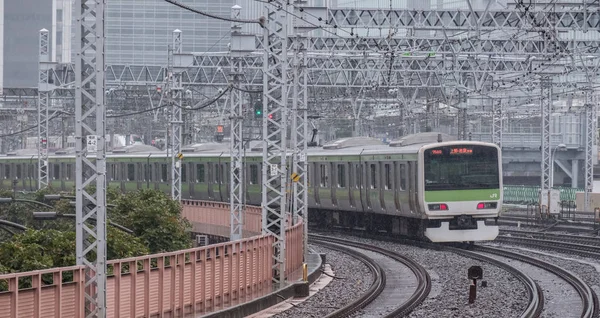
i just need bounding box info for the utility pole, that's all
[262,0,292,286]
[74,0,107,316]
[229,5,249,241]
[291,0,309,260]
[170,30,183,201]
[37,28,56,189]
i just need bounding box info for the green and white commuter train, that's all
[0,132,502,242]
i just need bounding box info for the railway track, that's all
[472,245,599,318]
[496,231,600,259]
[501,229,600,246]
[310,234,431,317]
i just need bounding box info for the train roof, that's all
[0,133,498,161]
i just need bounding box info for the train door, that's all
[347,162,355,209]
[314,162,321,206]
[407,161,419,213]
[365,162,374,210]
[381,162,390,212]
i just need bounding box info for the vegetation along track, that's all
[472,245,599,318]
[310,234,431,317]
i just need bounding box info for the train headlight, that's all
[477,202,497,209]
[428,203,448,211]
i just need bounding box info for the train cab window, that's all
[16,165,22,179]
[53,164,60,180]
[399,164,406,191]
[384,164,392,189]
[161,164,168,182]
[320,164,328,187]
[127,164,135,181]
[250,165,258,184]
[337,164,346,188]
[370,164,377,189]
[182,164,187,183]
[196,164,205,182]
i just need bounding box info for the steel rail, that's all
[474,245,599,318]
[311,238,386,318]
[308,228,544,318]
[311,234,431,317]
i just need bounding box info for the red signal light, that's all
[268,114,273,119]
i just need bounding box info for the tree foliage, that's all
[111,189,192,253]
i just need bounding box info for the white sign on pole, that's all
[270,164,278,176]
[87,135,98,153]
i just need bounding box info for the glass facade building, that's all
[105,0,235,66]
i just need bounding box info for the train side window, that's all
[337,164,346,188]
[399,164,406,191]
[4,164,9,179]
[320,164,328,187]
[250,165,258,184]
[66,164,72,181]
[182,164,187,183]
[111,163,118,181]
[16,165,22,179]
[161,164,168,182]
[127,164,135,181]
[218,163,221,183]
[370,164,377,189]
[355,164,361,188]
[384,164,392,189]
[53,164,60,180]
[196,164,205,182]
[144,164,151,181]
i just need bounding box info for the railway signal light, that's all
[254,101,262,118]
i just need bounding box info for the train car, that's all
[0,133,502,242]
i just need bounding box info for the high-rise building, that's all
[2,0,52,88]
[0,0,4,95]
[104,0,235,66]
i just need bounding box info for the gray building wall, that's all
[3,0,52,88]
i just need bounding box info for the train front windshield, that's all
[424,145,499,191]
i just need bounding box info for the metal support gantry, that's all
[584,92,596,212]
[262,0,291,286]
[37,28,55,189]
[229,5,244,241]
[74,0,107,316]
[540,77,552,192]
[290,8,309,259]
[492,99,503,148]
[170,30,183,201]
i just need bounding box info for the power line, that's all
[164,0,263,24]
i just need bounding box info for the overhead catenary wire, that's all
[163,0,263,24]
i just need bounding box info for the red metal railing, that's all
[0,200,305,318]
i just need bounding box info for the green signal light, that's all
[256,110,262,114]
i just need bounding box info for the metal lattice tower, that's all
[291,24,308,259]
[74,0,107,316]
[540,77,552,191]
[492,100,503,148]
[37,28,54,189]
[584,92,596,211]
[170,30,183,201]
[262,0,291,286]
[229,5,244,241]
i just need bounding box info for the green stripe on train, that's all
[425,189,501,202]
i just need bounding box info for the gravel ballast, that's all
[275,234,529,318]
[270,244,374,318]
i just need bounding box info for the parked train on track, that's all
[0,133,502,242]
